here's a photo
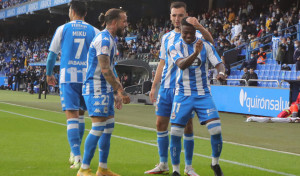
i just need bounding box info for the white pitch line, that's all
[0,109,296,176]
[1,101,300,157]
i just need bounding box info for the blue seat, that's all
[270,64,276,71]
[284,71,292,80]
[260,64,266,70]
[265,64,271,70]
[254,70,259,74]
[279,71,286,80]
[263,70,270,80]
[282,82,290,88]
[258,81,262,87]
[268,70,276,80]
[291,71,297,80]
[292,64,296,71]
[267,82,273,87]
[297,71,300,78]
[272,82,278,87]
[256,64,262,70]
[273,71,280,80]
[261,82,267,87]
[275,64,281,70]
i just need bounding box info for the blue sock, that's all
[184,133,194,166]
[82,122,106,167]
[211,134,223,158]
[67,118,81,157]
[98,118,114,165]
[78,115,85,144]
[206,120,223,160]
[157,130,169,163]
[170,125,184,165]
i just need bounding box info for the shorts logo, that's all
[207,108,217,116]
[93,101,100,106]
[171,112,176,119]
[103,37,109,41]
[61,97,64,101]
[94,108,101,113]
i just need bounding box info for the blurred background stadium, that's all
[0,0,300,175]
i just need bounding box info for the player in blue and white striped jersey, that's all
[168,17,226,176]
[145,2,214,176]
[78,9,130,176]
[46,1,99,170]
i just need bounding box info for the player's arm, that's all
[175,40,203,70]
[46,51,57,86]
[149,59,165,103]
[98,55,130,104]
[186,17,214,44]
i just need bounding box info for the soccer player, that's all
[77,8,130,176]
[46,1,100,169]
[145,2,214,176]
[168,17,225,176]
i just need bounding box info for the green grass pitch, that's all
[0,90,299,176]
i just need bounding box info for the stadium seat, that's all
[268,70,275,80]
[297,71,300,78]
[292,64,296,71]
[279,71,286,80]
[270,64,276,71]
[263,70,270,80]
[291,71,297,80]
[256,64,262,70]
[284,71,291,80]
[273,71,280,80]
[272,82,278,87]
[275,64,281,70]
[265,64,271,70]
[261,82,267,87]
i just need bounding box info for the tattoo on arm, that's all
[98,55,122,91]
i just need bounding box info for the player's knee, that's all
[206,120,222,136]
[184,119,193,134]
[104,118,115,134]
[170,125,184,137]
[156,116,169,131]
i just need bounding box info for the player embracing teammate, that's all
[146,2,225,176]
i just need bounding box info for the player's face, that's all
[170,7,187,29]
[116,12,128,37]
[181,25,196,44]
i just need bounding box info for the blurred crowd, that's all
[0,0,30,9]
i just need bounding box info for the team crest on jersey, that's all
[93,101,100,106]
[170,49,177,58]
[171,112,176,119]
[103,37,109,41]
[101,46,109,54]
[191,57,202,67]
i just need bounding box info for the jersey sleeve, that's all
[196,30,203,39]
[94,34,111,57]
[204,41,221,67]
[159,35,167,60]
[49,25,64,54]
[168,44,183,63]
[94,27,100,36]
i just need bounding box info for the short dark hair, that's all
[181,17,194,28]
[98,8,126,26]
[69,0,87,17]
[170,1,187,12]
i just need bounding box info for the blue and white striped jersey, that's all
[82,29,117,95]
[49,20,100,84]
[159,30,202,89]
[169,37,221,96]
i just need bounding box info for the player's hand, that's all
[118,89,130,104]
[47,75,57,86]
[149,88,156,103]
[195,40,203,54]
[216,73,226,81]
[114,95,123,110]
[186,17,202,30]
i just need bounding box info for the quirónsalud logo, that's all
[239,89,289,112]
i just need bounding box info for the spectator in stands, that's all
[276,37,287,65]
[248,68,258,86]
[240,67,250,86]
[293,40,300,71]
[240,51,257,70]
[257,47,266,64]
[286,37,294,64]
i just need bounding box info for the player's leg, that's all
[78,116,107,176]
[170,95,194,176]
[79,110,85,143]
[183,118,199,176]
[145,89,172,174]
[195,94,223,176]
[96,93,120,176]
[60,83,82,168]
